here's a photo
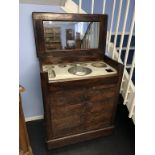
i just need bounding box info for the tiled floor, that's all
[27,102,135,155]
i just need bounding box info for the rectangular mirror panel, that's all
[43,21,100,51]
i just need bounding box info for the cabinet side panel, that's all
[40,72,53,140]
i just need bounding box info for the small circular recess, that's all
[91,62,107,68]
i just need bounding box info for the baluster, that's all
[107,0,116,52]
[118,0,130,61]
[112,0,123,59]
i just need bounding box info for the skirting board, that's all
[25,115,44,122]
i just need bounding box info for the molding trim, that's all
[25,115,44,122]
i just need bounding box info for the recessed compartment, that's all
[105,69,114,72]
[48,70,56,78]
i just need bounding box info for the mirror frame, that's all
[32,12,108,58]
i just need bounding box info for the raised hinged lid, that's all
[32,12,108,64]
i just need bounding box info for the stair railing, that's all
[63,0,135,123]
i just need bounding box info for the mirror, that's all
[43,21,100,51]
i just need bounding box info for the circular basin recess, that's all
[68,66,92,76]
[91,62,107,68]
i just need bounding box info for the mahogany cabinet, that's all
[32,12,124,149]
[41,70,122,149]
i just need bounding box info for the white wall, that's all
[19,4,64,118]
